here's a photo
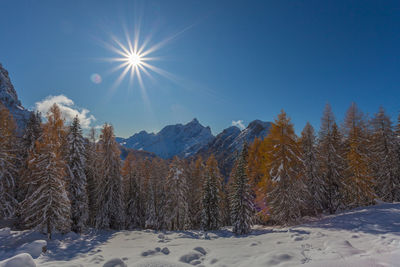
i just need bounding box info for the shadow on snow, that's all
[0,229,115,262]
[299,202,400,236]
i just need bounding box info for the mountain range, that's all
[0,63,271,175]
[116,118,214,159]
[117,118,271,176]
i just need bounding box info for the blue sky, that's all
[1,0,399,137]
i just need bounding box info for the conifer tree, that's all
[144,158,167,230]
[66,116,89,233]
[154,160,168,229]
[0,106,18,219]
[85,127,98,226]
[317,104,345,214]
[248,137,270,222]
[18,112,42,202]
[220,160,233,227]
[395,113,400,200]
[342,103,375,207]
[247,137,266,190]
[144,171,157,229]
[220,181,231,227]
[144,159,157,229]
[230,145,254,234]
[300,122,325,215]
[122,153,145,229]
[395,113,400,138]
[266,110,308,224]
[20,104,71,239]
[21,112,42,153]
[370,107,400,202]
[95,123,124,229]
[201,155,222,230]
[165,157,189,230]
[186,157,204,229]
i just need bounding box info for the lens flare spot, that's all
[90,73,102,84]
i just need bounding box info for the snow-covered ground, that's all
[1,203,400,267]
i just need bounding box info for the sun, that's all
[101,31,163,91]
[127,53,142,67]
[100,24,190,94]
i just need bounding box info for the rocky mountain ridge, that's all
[117,119,272,176]
[0,63,31,130]
[116,118,215,159]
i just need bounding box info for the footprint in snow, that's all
[210,258,218,264]
[249,241,262,246]
[157,233,171,243]
[265,253,293,266]
[291,234,306,241]
[90,254,104,264]
[193,247,207,255]
[141,247,170,256]
[102,258,127,267]
[179,247,207,266]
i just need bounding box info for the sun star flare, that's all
[128,53,142,67]
[101,27,179,95]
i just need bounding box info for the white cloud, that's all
[232,120,245,130]
[35,95,96,128]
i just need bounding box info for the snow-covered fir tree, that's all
[370,107,400,202]
[122,153,145,229]
[95,123,124,229]
[201,155,222,230]
[0,106,18,219]
[230,145,255,235]
[220,180,231,227]
[165,157,189,230]
[342,103,375,207]
[266,110,308,224]
[85,127,98,226]
[396,113,400,139]
[21,111,42,154]
[144,158,168,230]
[395,113,400,200]
[18,111,42,202]
[144,173,157,229]
[186,157,204,229]
[20,104,71,239]
[66,116,89,233]
[317,104,345,214]
[300,122,325,215]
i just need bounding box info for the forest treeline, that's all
[0,102,399,238]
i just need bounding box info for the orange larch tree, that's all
[265,110,308,224]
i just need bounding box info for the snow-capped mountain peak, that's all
[116,118,214,159]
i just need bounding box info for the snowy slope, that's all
[116,118,214,159]
[2,202,400,266]
[0,63,31,131]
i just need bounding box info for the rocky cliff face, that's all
[0,63,31,130]
[197,120,271,177]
